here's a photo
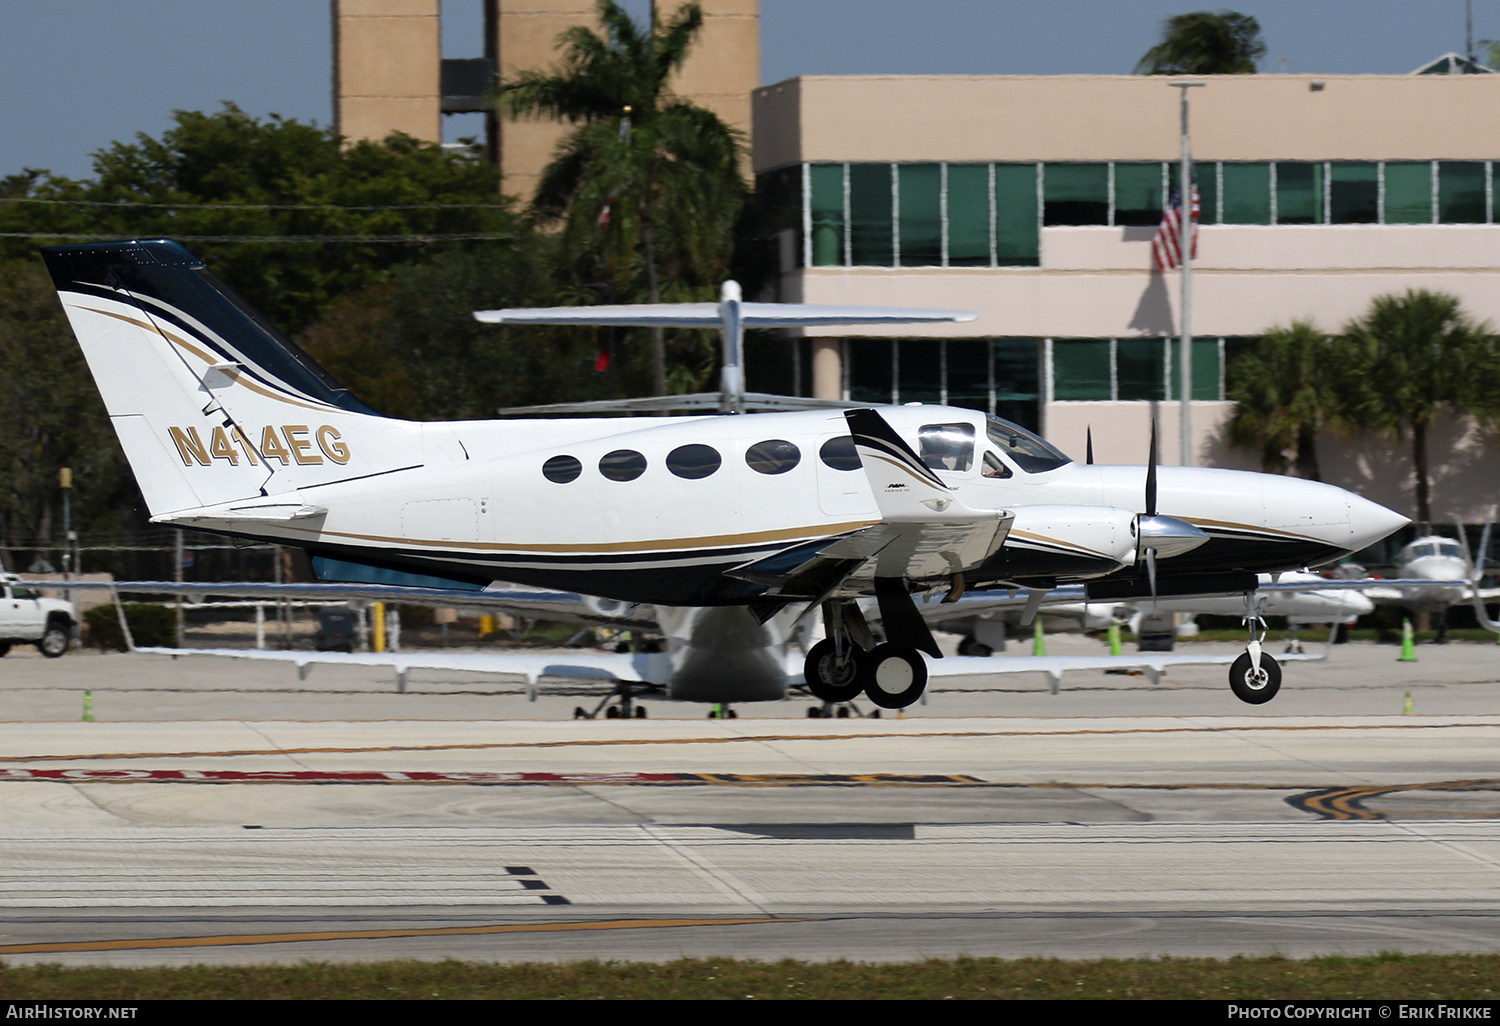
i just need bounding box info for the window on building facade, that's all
[794,159,1497,270]
[807,164,845,266]
[1221,163,1272,224]
[1330,163,1378,224]
[1114,163,1165,226]
[1167,338,1223,401]
[896,340,942,404]
[838,337,1042,432]
[1383,162,1432,223]
[1051,337,1226,402]
[946,163,991,266]
[849,163,894,266]
[945,339,992,412]
[1043,163,1109,225]
[1116,339,1167,401]
[898,163,942,266]
[1275,162,1323,224]
[1439,161,1486,223]
[1052,339,1112,400]
[994,164,1040,265]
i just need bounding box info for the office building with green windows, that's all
[750,73,1500,517]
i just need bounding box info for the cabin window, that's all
[745,439,801,475]
[542,455,582,483]
[917,423,974,472]
[819,435,862,471]
[981,451,1012,479]
[666,443,722,480]
[599,449,647,482]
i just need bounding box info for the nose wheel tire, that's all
[1228,652,1281,704]
[805,639,865,703]
[859,644,928,709]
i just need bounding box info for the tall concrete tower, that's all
[332,0,759,200]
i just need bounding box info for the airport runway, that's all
[0,640,1497,966]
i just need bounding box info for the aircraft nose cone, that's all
[1348,494,1410,551]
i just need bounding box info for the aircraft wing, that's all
[134,646,667,687]
[920,649,1327,689]
[26,579,656,628]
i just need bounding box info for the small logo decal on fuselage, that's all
[168,425,351,467]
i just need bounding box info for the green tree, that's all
[499,0,747,395]
[1,104,522,335]
[1135,11,1266,75]
[1226,320,1346,480]
[0,259,137,563]
[300,244,607,420]
[1343,290,1500,526]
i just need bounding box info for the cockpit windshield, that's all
[985,416,1072,474]
[1405,542,1465,561]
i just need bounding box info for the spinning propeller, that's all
[1134,417,1210,602]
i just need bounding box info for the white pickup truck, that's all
[0,575,76,657]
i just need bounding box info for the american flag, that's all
[1152,186,1200,271]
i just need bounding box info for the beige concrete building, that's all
[333,0,759,200]
[752,73,1500,526]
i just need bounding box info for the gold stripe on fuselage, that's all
[252,518,885,556]
[78,305,337,414]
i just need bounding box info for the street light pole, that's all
[1171,81,1205,467]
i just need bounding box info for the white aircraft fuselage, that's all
[39,239,1410,708]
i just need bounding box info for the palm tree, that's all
[1343,290,1500,527]
[499,1,746,396]
[1226,320,1345,480]
[1135,11,1266,75]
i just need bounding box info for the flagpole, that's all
[1171,81,1205,467]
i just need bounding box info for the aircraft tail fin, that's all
[41,239,401,520]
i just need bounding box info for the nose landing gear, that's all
[1230,602,1282,704]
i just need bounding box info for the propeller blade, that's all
[1145,416,1159,518]
[1146,548,1158,609]
[1086,426,1094,466]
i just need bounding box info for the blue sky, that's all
[2,0,1492,179]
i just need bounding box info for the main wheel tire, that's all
[1228,652,1281,704]
[38,625,69,659]
[0,642,9,657]
[804,639,864,703]
[859,644,928,709]
[956,637,993,657]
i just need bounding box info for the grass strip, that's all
[3,954,1499,1000]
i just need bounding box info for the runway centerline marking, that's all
[0,917,792,956]
[4,719,1497,764]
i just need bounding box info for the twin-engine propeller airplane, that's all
[41,239,1409,708]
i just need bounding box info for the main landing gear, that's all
[805,600,931,710]
[1229,601,1281,705]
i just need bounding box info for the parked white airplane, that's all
[1361,531,1500,639]
[41,239,1408,709]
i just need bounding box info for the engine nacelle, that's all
[989,504,1140,581]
